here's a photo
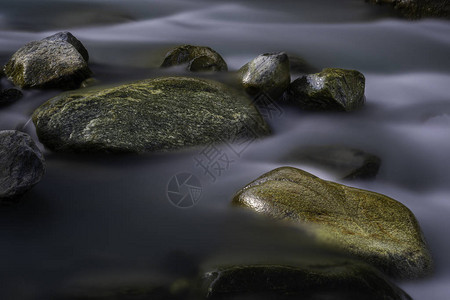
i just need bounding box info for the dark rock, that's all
[367,0,450,19]
[287,54,319,75]
[238,52,290,100]
[283,145,381,180]
[0,130,45,203]
[161,45,228,72]
[32,76,270,153]
[0,88,23,107]
[288,68,365,111]
[232,167,433,278]
[3,32,92,89]
[202,262,412,300]
[43,31,89,62]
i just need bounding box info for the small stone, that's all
[232,167,432,278]
[0,130,45,203]
[238,52,291,100]
[283,145,381,180]
[288,68,365,111]
[3,32,92,89]
[32,77,270,153]
[287,54,319,75]
[161,45,228,72]
[0,88,23,107]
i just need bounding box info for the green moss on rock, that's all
[367,0,450,19]
[232,167,433,278]
[32,76,270,153]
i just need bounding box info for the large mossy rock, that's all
[288,68,365,111]
[3,32,91,89]
[32,77,270,153]
[161,45,228,72]
[367,0,450,19]
[202,262,411,300]
[232,167,432,278]
[238,52,290,100]
[0,130,45,203]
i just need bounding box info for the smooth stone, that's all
[0,130,45,202]
[0,88,23,107]
[283,145,381,180]
[288,68,365,111]
[238,52,291,100]
[32,76,270,153]
[161,45,228,72]
[232,166,433,278]
[202,262,412,300]
[3,32,91,89]
[367,0,450,19]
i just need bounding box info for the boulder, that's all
[3,32,91,89]
[232,167,432,278]
[238,52,290,100]
[203,262,412,300]
[32,76,270,153]
[367,0,450,19]
[161,45,228,72]
[288,68,365,111]
[0,130,45,202]
[0,88,23,107]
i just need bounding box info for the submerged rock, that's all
[287,54,319,75]
[32,76,270,153]
[283,145,381,180]
[0,130,45,202]
[232,167,432,278]
[203,262,412,300]
[238,52,290,100]
[161,45,228,72]
[288,68,365,111]
[0,88,23,107]
[367,0,450,19]
[3,32,91,89]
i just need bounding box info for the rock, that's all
[367,0,450,19]
[283,145,381,180]
[32,77,270,153]
[0,88,23,107]
[161,45,228,72]
[43,31,89,62]
[3,32,92,89]
[232,167,432,278]
[238,52,290,100]
[0,130,45,202]
[202,262,412,300]
[288,68,365,111]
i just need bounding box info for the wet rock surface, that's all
[288,68,365,111]
[238,52,291,100]
[3,32,92,89]
[161,45,228,72]
[367,0,450,19]
[232,166,432,278]
[32,76,270,153]
[0,130,45,203]
[282,145,381,180]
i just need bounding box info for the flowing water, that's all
[0,0,449,299]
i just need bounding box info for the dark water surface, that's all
[1,1,450,299]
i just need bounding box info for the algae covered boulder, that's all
[232,167,432,278]
[238,52,290,100]
[3,32,91,89]
[161,45,228,72]
[202,262,411,300]
[288,68,365,111]
[32,76,270,153]
[0,130,45,203]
